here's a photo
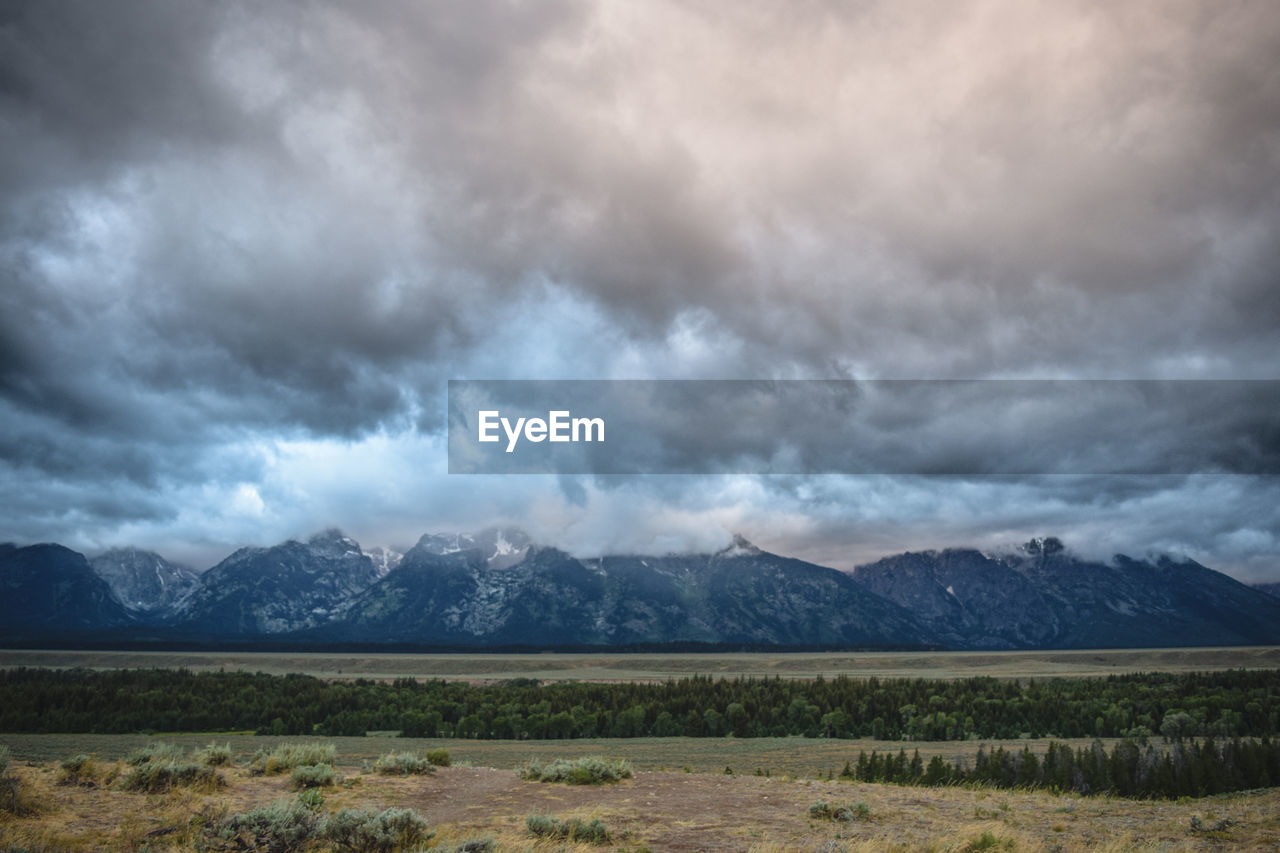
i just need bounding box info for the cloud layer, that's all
[1,1,1278,578]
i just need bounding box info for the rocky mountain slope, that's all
[0,543,134,636]
[3,530,1278,649]
[851,537,1280,649]
[1254,582,1280,599]
[170,529,387,634]
[88,547,199,617]
[336,533,924,646]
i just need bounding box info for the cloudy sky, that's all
[2,0,1278,579]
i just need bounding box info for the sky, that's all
[1,0,1278,580]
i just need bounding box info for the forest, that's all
[841,736,1280,799]
[1,667,1276,742]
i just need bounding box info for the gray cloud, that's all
[1,0,1277,579]
[449,380,1280,477]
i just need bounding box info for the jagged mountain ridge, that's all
[335,533,925,646]
[364,546,403,578]
[170,529,387,634]
[2,531,1278,649]
[0,543,135,633]
[1254,582,1280,599]
[852,537,1280,649]
[88,547,199,617]
[413,528,531,570]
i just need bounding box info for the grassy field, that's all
[0,733,1137,778]
[5,649,1280,849]
[3,645,1278,682]
[2,741,1278,851]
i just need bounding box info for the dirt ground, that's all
[359,766,1280,852]
[4,760,1280,852]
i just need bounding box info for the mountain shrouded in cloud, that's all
[5,530,1280,649]
[1,0,1278,579]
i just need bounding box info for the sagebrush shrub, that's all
[525,813,610,843]
[58,754,96,786]
[424,747,451,767]
[809,799,872,822]
[197,741,233,766]
[0,774,19,816]
[126,741,185,766]
[214,799,324,853]
[961,830,1016,852]
[373,751,434,776]
[249,742,337,775]
[121,760,222,793]
[0,744,34,817]
[296,787,325,810]
[324,806,432,853]
[290,762,336,789]
[517,756,632,785]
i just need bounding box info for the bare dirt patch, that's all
[382,766,1280,852]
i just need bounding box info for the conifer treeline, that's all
[840,737,1280,799]
[0,667,1276,742]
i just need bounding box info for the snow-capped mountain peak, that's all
[716,533,763,559]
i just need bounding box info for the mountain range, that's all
[2,530,1278,649]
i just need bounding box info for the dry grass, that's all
[3,646,1279,683]
[0,754,1277,852]
[0,733,1170,780]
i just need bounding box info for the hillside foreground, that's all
[2,755,1278,852]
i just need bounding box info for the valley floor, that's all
[0,733,1215,783]
[3,747,1278,851]
[4,645,1280,682]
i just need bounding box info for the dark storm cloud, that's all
[0,0,592,447]
[0,0,1276,576]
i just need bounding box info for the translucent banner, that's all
[447,379,1280,475]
